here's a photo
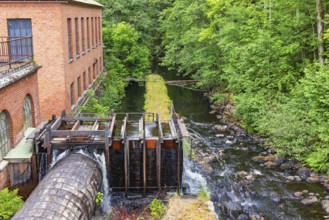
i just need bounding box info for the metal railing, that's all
[0,36,34,69]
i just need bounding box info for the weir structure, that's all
[30,108,188,197]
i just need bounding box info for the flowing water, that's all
[118,69,328,220]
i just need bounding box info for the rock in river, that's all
[301,196,318,206]
[322,200,329,214]
[297,167,311,180]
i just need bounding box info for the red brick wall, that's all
[60,4,103,112]
[0,2,103,120]
[0,72,40,146]
[0,166,10,189]
[0,3,66,121]
[0,72,40,189]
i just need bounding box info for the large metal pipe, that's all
[12,153,102,220]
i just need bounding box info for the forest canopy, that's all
[97,0,329,175]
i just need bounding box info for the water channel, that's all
[116,69,328,220]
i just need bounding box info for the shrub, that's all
[0,188,24,220]
[197,186,210,200]
[149,198,165,219]
[306,147,329,175]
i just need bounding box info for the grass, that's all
[144,74,171,121]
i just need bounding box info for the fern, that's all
[305,147,329,175]
[0,188,24,220]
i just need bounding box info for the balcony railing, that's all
[0,36,34,70]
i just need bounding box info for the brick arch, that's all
[23,94,36,127]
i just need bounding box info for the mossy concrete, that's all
[144,74,171,121]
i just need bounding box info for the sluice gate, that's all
[32,110,188,197]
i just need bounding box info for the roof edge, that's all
[69,0,103,8]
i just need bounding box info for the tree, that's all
[316,0,325,64]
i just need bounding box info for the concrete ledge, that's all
[0,160,9,171]
[4,128,35,162]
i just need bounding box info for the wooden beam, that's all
[104,124,111,180]
[45,125,52,169]
[142,114,146,196]
[51,116,62,130]
[50,130,105,137]
[71,120,80,130]
[156,114,162,191]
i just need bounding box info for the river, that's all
[117,70,327,220]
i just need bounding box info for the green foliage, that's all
[98,0,174,61]
[159,0,329,174]
[81,22,150,115]
[197,186,210,201]
[306,147,329,175]
[0,188,24,220]
[149,198,165,219]
[96,191,103,206]
[105,22,150,79]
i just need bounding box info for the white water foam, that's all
[50,149,69,168]
[93,152,112,213]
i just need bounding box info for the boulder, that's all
[294,176,302,182]
[280,162,293,170]
[252,155,267,163]
[264,161,276,168]
[214,125,228,131]
[301,196,318,206]
[293,191,303,198]
[215,134,225,138]
[322,200,329,214]
[236,171,248,178]
[306,176,320,183]
[286,176,295,181]
[297,167,311,180]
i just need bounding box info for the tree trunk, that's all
[316,0,325,64]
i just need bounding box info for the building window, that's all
[93,63,96,79]
[81,17,85,54]
[95,17,98,46]
[0,111,11,160]
[98,17,102,45]
[67,18,73,60]
[7,19,33,61]
[88,67,91,84]
[99,56,102,72]
[86,17,90,51]
[70,82,75,105]
[23,96,33,131]
[83,71,86,91]
[77,76,81,98]
[91,17,94,47]
[75,18,80,57]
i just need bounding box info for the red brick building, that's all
[0,0,104,190]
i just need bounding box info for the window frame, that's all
[70,82,75,106]
[23,95,33,131]
[81,17,85,54]
[67,18,73,61]
[75,17,80,57]
[0,111,11,160]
